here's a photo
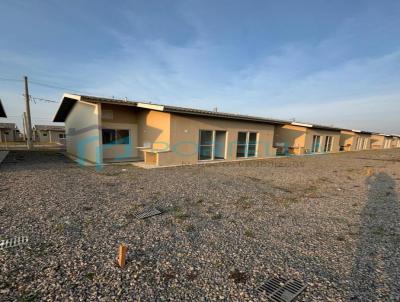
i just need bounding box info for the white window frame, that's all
[312,135,321,153]
[236,131,258,158]
[198,130,228,161]
[324,136,333,152]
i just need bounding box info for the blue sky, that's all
[0,0,399,133]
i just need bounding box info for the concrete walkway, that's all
[0,151,9,164]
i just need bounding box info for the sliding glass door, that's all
[323,136,333,152]
[198,130,227,160]
[311,135,321,153]
[199,130,213,160]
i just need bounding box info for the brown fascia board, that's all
[292,121,342,132]
[162,105,289,125]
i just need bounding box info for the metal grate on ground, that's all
[0,236,29,249]
[256,276,307,302]
[134,208,162,219]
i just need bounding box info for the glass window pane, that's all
[102,129,115,144]
[199,145,212,160]
[249,132,257,144]
[236,145,246,158]
[237,132,247,145]
[200,130,213,145]
[248,145,256,157]
[116,129,130,144]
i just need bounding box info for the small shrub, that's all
[244,230,255,238]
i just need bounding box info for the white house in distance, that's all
[33,125,66,144]
[0,123,20,143]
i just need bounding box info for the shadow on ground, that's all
[349,172,400,300]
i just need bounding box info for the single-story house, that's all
[391,135,400,148]
[33,125,66,143]
[53,93,288,166]
[371,134,393,149]
[0,123,19,143]
[273,122,341,155]
[0,99,6,118]
[339,129,372,151]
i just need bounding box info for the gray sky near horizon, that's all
[0,0,399,134]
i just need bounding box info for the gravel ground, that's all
[1,149,400,301]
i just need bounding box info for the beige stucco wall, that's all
[101,104,139,160]
[274,125,306,153]
[153,113,276,166]
[304,128,341,153]
[274,125,340,154]
[392,138,400,148]
[65,101,102,164]
[137,110,171,152]
[371,135,392,149]
[339,130,354,151]
[0,128,16,142]
[35,130,65,143]
[340,131,371,151]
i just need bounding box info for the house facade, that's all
[273,122,341,155]
[371,134,393,149]
[0,123,19,143]
[391,135,400,148]
[33,125,66,144]
[339,130,372,151]
[53,94,285,166]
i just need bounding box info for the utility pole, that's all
[24,76,33,149]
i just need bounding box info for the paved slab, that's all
[0,151,9,164]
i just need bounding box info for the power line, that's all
[0,75,95,95]
[29,80,95,95]
[0,77,22,82]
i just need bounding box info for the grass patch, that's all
[171,206,190,221]
[85,272,95,280]
[18,293,38,302]
[372,226,386,236]
[244,229,255,238]
[236,196,253,209]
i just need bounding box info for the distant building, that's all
[0,123,19,142]
[339,130,372,151]
[371,134,393,149]
[392,135,400,148]
[33,125,65,143]
[274,122,341,155]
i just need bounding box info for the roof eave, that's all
[0,100,7,118]
[163,106,288,125]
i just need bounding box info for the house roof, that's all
[53,93,290,125]
[341,129,374,135]
[52,93,387,135]
[34,124,65,131]
[0,122,16,129]
[291,121,342,132]
[0,99,6,118]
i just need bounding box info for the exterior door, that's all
[312,135,321,153]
